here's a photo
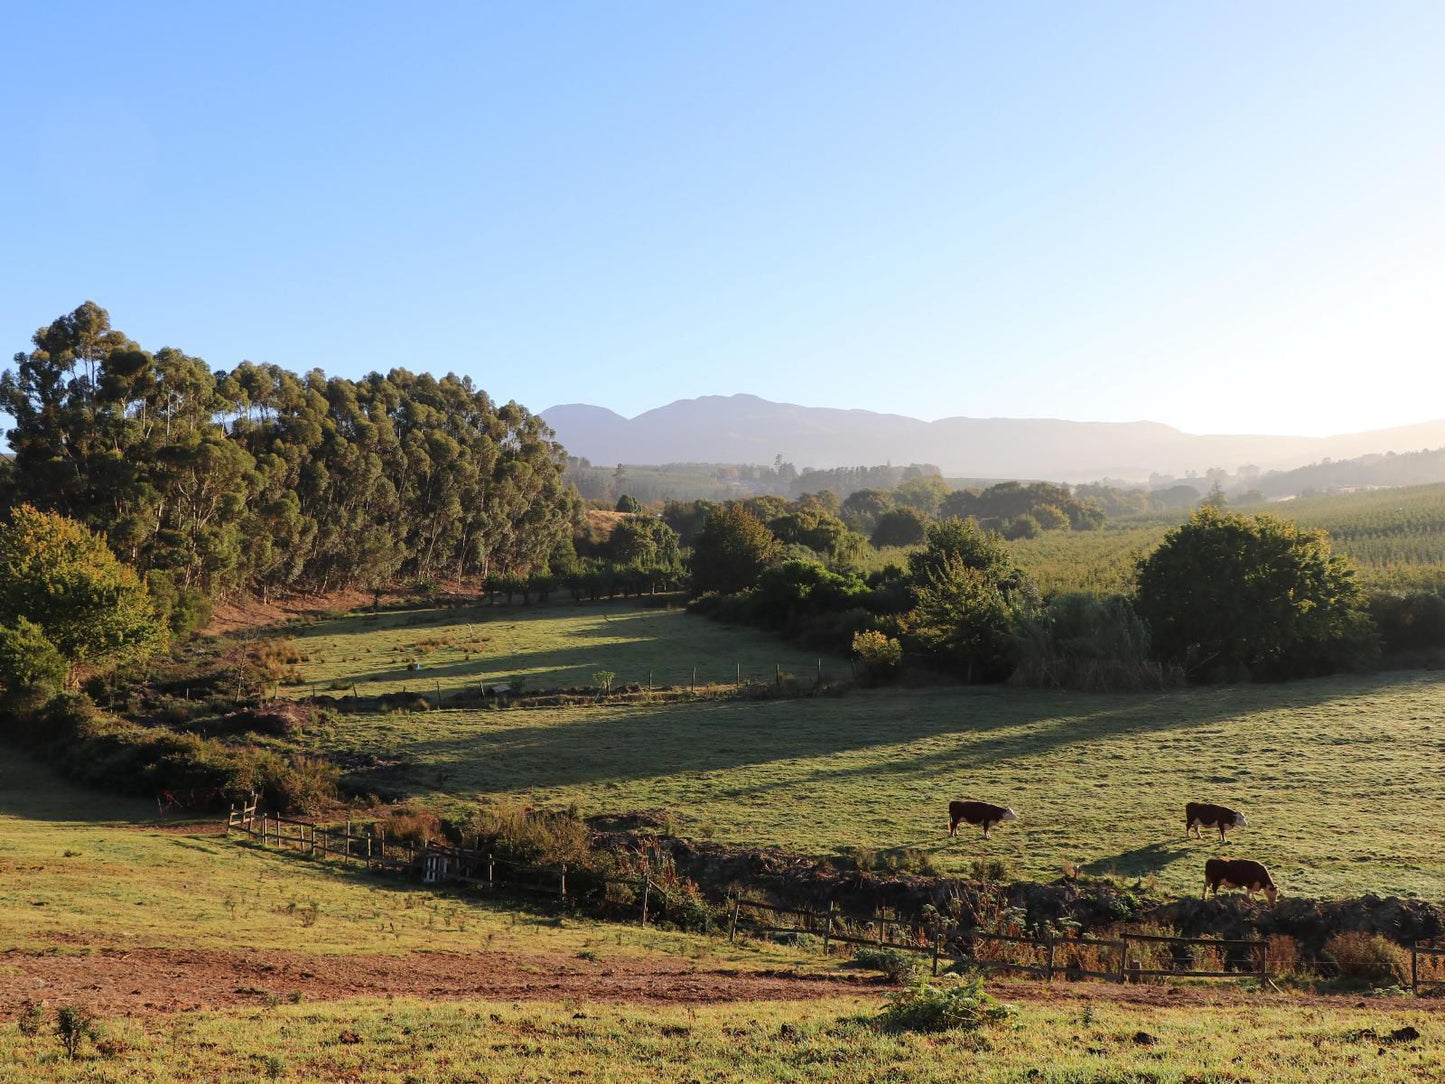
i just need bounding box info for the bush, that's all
[853,946,920,982]
[1011,594,1184,692]
[1369,591,1445,653]
[381,806,447,846]
[56,1005,94,1059]
[1322,931,1410,987]
[880,973,1014,1033]
[463,799,592,867]
[0,617,68,707]
[852,629,902,683]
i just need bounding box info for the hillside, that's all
[542,394,1445,483]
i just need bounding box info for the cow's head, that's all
[1002,807,1019,822]
[1234,812,1248,827]
[1263,883,1279,905]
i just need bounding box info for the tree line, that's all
[1,302,579,623]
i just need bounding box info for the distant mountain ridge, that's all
[541,394,1445,483]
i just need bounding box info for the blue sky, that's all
[3,2,1442,437]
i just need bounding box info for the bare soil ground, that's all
[0,947,869,1018]
[5,946,1440,1019]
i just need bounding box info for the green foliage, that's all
[0,617,68,704]
[2,303,576,600]
[851,629,902,683]
[1369,591,1445,654]
[56,1005,95,1059]
[870,507,928,548]
[691,504,782,593]
[615,493,643,513]
[0,504,165,667]
[1011,594,1181,692]
[880,972,1014,1033]
[1321,931,1411,987]
[905,518,1025,681]
[852,946,920,982]
[1136,506,1378,680]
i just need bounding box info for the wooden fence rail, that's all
[224,809,1291,990]
[1412,943,1445,992]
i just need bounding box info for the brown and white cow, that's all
[1186,801,1247,842]
[1203,857,1278,904]
[948,800,1018,839]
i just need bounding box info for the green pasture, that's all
[4,993,1440,1083]
[283,601,842,698]
[292,598,1445,898]
[0,755,783,967]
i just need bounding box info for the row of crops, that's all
[1008,483,1445,597]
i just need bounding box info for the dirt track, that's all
[0,947,871,1018]
[5,946,1441,1018]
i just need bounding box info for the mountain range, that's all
[541,395,1445,483]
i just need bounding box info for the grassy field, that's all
[1008,483,1445,597]
[287,603,1445,900]
[0,755,783,968]
[282,601,842,698]
[5,993,1442,1083]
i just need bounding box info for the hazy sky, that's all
[3,2,1442,437]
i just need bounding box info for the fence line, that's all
[724,892,1270,985]
[225,808,1302,989]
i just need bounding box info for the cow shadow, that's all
[1083,841,1193,880]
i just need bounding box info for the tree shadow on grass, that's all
[340,672,1419,802]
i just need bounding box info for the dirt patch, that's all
[0,947,869,1018]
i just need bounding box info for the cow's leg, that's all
[1203,879,1210,901]
[983,823,991,840]
[949,820,958,837]
[1218,823,1227,843]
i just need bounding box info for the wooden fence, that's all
[228,803,709,926]
[725,893,1270,984]
[1412,942,1445,993]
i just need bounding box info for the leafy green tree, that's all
[1135,506,1377,679]
[691,504,781,593]
[840,488,893,534]
[615,493,642,513]
[870,508,928,548]
[892,476,951,517]
[768,507,850,556]
[0,505,166,668]
[1004,513,1040,540]
[905,518,1025,681]
[0,617,68,704]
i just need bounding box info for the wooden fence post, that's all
[736,662,741,689]
[822,901,835,956]
[559,863,566,899]
[487,853,494,886]
[932,931,943,976]
[691,666,696,691]
[345,817,352,859]
[1412,944,1419,993]
[1118,936,1128,984]
[775,664,781,687]
[640,878,650,927]
[728,897,741,943]
[1045,934,1055,983]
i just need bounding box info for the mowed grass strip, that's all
[3,995,1441,1083]
[286,601,842,697]
[307,665,1445,900]
[0,757,786,967]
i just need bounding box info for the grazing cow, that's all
[948,800,1018,839]
[1186,801,1247,842]
[1203,857,1279,904]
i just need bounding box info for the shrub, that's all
[56,1005,94,1059]
[463,799,592,867]
[853,946,920,982]
[880,973,1014,1032]
[852,629,902,683]
[0,617,68,707]
[17,1002,44,1038]
[381,806,446,846]
[1322,931,1410,987]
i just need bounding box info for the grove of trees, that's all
[1,303,579,613]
